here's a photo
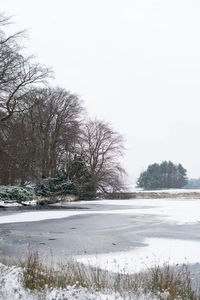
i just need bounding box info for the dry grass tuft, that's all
[140,263,198,299]
[3,250,200,299]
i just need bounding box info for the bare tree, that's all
[0,118,25,184]
[78,119,126,196]
[0,13,51,122]
[22,87,82,180]
[0,86,83,184]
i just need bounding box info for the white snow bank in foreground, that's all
[76,237,200,274]
[0,263,157,300]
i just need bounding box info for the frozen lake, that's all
[0,198,200,273]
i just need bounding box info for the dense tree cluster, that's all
[0,14,125,199]
[137,161,188,190]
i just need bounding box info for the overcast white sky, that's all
[1,0,200,184]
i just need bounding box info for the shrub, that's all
[34,177,75,197]
[0,186,35,201]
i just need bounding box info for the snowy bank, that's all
[0,262,164,300]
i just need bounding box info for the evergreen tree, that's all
[68,155,96,199]
[137,161,188,190]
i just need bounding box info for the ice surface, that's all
[76,237,200,273]
[0,198,200,225]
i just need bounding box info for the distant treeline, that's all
[185,178,200,189]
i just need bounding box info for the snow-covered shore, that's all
[0,262,163,300]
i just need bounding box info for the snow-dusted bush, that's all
[0,186,35,201]
[34,177,75,197]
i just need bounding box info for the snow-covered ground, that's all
[0,199,37,207]
[0,262,122,300]
[0,263,160,300]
